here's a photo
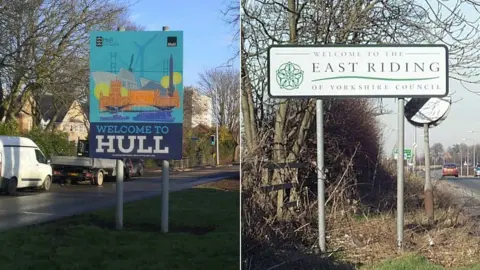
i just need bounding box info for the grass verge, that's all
[328,176,480,269]
[363,254,480,270]
[0,187,239,270]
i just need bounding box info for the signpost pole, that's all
[316,99,326,253]
[473,143,477,168]
[267,45,448,254]
[413,127,417,176]
[397,98,405,250]
[423,123,434,221]
[461,150,463,176]
[89,25,183,233]
[115,159,124,230]
[161,25,171,234]
[467,148,470,176]
[161,160,169,233]
[115,26,126,231]
[216,122,220,166]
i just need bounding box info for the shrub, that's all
[25,127,76,158]
[242,98,395,255]
[183,126,236,165]
[0,121,75,158]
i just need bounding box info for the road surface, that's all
[423,169,480,217]
[0,166,239,231]
[424,169,480,198]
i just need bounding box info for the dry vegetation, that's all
[240,0,480,268]
[328,178,480,268]
[241,99,480,269]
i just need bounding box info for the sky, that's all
[125,0,480,156]
[378,79,480,157]
[378,1,480,157]
[128,0,239,87]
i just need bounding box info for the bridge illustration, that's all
[99,80,180,111]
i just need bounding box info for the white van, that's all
[0,136,53,195]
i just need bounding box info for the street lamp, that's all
[462,138,473,176]
[468,131,479,167]
[213,85,220,166]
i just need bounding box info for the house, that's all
[17,87,211,143]
[17,94,89,143]
[192,123,212,134]
[183,87,213,130]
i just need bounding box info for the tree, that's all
[0,0,143,128]
[447,144,461,163]
[198,68,240,161]
[221,0,240,61]
[430,143,444,164]
[241,0,480,262]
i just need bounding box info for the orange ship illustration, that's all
[98,55,180,112]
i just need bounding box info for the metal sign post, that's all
[89,25,183,232]
[115,159,124,229]
[268,44,449,253]
[316,99,326,252]
[405,96,452,223]
[115,27,125,230]
[397,98,405,250]
[161,160,169,232]
[423,124,434,221]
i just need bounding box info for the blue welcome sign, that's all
[89,31,183,159]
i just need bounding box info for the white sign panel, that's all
[268,45,448,98]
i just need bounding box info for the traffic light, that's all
[210,135,215,145]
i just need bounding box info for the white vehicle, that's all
[0,136,53,195]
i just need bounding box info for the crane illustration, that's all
[128,54,134,72]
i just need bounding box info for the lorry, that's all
[50,139,128,185]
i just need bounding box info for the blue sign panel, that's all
[89,31,183,159]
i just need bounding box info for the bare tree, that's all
[241,0,480,263]
[0,0,142,127]
[198,68,240,161]
[242,0,480,161]
[430,142,444,165]
[221,0,240,61]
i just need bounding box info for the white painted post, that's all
[115,26,126,231]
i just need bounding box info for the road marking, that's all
[0,209,55,216]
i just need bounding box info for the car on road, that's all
[442,163,459,178]
[0,136,53,195]
[124,158,145,178]
[474,163,480,177]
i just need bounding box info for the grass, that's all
[362,254,480,270]
[0,187,239,270]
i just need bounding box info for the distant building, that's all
[183,87,213,129]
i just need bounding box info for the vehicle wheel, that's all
[137,165,144,176]
[6,178,18,195]
[455,175,458,178]
[65,178,73,185]
[124,168,131,180]
[95,171,104,186]
[41,176,52,191]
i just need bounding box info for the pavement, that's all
[418,169,480,218]
[0,165,239,231]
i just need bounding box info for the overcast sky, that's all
[378,79,480,156]
[377,1,480,157]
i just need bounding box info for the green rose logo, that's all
[276,62,304,90]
